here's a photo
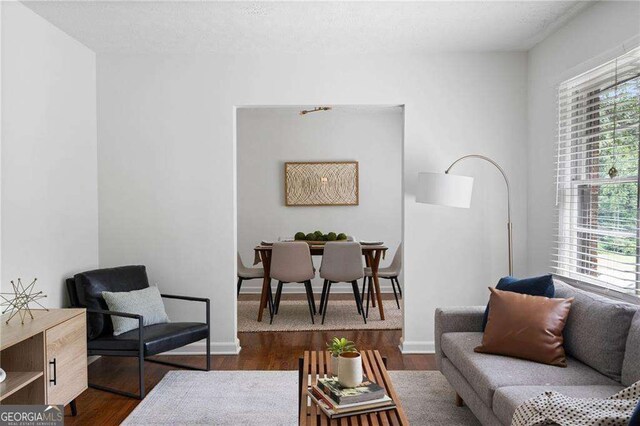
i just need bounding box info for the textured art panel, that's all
[285,162,359,206]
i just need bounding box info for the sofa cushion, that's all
[441,332,619,407]
[441,359,502,426]
[553,279,638,382]
[622,310,640,386]
[75,265,150,339]
[492,385,624,426]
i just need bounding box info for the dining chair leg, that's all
[395,277,403,297]
[274,281,284,314]
[237,278,243,296]
[308,281,317,314]
[319,280,328,314]
[321,281,332,325]
[390,277,400,309]
[304,281,315,324]
[361,280,366,306]
[365,277,371,319]
[369,276,377,308]
[268,283,275,324]
[351,281,367,324]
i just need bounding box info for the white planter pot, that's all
[0,368,5,383]
[338,352,363,388]
[330,354,340,377]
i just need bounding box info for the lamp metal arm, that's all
[445,154,511,223]
[444,154,513,275]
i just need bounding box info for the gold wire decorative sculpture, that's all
[0,278,48,324]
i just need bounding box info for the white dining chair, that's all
[270,242,317,324]
[318,242,367,325]
[237,252,265,296]
[363,243,402,312]
[238,251,276,320]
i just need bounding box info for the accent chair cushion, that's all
[481,274,555,330]
[102,285,170,336]
[554,278,638,382]
[622,310,640,386]
[441,332,621,408]
[87,322,208,356]
[74,265,150,339]
[475,288,573,367]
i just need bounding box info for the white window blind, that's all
[555,46,640,296]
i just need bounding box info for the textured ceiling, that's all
[23,1,593,54]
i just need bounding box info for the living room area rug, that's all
[122,370,479,425]
[237,299,402,332]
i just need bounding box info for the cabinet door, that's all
[45,313,87,405]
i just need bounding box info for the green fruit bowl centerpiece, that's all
[294,231,348,245]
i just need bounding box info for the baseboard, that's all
[161,339,242,355]
[399,340,434,354]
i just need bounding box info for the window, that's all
[555,47,640,296]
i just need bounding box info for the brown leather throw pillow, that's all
[475,287,574,367]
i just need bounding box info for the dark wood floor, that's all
[65,329,435,425]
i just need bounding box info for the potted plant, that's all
[327,337,356,376]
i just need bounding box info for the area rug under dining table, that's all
[122,370,479,425]
[237,299,402,332]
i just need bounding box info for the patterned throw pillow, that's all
[102,285,170,336]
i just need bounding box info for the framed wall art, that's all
[284,161,359,206]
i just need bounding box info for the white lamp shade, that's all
[416,172,474,208]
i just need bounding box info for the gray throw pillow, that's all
[102,285,170,336]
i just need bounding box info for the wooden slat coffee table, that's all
[298,350,409,425]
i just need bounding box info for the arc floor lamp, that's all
[416,154,513,276]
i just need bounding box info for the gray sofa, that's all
[435,278,640,425]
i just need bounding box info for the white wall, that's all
[527,1,640,275]
[1,2,98,308]
[97,52,528,353]
[236,106,403,294]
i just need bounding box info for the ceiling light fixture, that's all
[299,106,332,116]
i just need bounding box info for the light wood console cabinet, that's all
[0,309,87,411]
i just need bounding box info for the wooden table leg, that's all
[370,249,385,320]
[257,250,271,322]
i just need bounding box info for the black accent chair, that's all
[66,265,210,399]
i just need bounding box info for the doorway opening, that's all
[235,104,404,345]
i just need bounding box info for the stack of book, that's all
[308,376,396,419]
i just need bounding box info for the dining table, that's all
[253,243,388,322]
